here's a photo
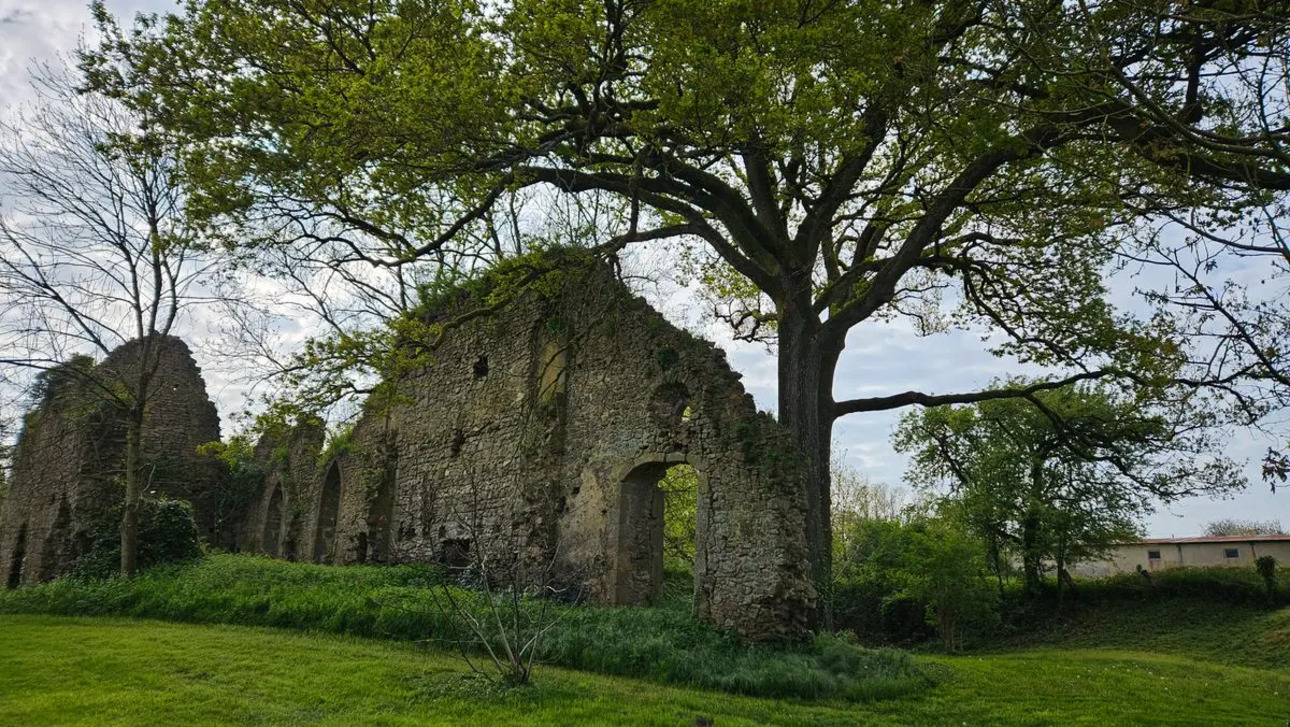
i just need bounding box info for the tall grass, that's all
[0,554,927,701]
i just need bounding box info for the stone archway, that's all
[261,485,284,556]
[609,453,707,607]
[313,461,341,563]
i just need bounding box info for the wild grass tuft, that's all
[0,554,927,701]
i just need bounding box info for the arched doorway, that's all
[612,458,704,606]
[313,461,341,563]
[261,485,284,556]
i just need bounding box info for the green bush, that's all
[74,497,203,578]
[832,580,933,646]
[1254,556,1277,600]
[0,554,928,701]
[542,600,924,700]
[833,517,998,650]
[995,564,1290,636]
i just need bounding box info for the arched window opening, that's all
[649,383,691,428]
[313,461,341,563]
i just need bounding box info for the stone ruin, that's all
[0,260,816,640]
[0,336,224,587]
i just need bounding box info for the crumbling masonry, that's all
[1,262,816,640]
[0,337,224,586]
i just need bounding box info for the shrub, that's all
[1254,556,1277,601]
[1008,564,1290,616]
[73,497,203,578]
[833,517,998,650]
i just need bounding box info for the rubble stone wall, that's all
[236,420,325,560]
[0,336,224,585]
[2,265,817,640]
[307,262,815,640]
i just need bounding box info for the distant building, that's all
[1071,535,1290,577]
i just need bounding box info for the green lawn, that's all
[2,614,1287,726]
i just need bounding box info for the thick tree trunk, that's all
[1021,457,1045,597]
[1020,515,1042,597]
[120,413,142,579]
[776,304,840,624]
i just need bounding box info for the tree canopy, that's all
[1204,518,1285,537]
[894,380,1244,594]
[84,0,1290,605]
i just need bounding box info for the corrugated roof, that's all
[1134,534,1290,544]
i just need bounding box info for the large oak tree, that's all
[86,0,1290,599]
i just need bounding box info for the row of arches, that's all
[259,458,394,565]
[243,427,710,612]
[253,455,709,609]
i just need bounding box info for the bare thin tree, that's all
[0,65,216,577]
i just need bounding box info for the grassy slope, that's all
[996,598,1290,671]
[2,614,1288,726]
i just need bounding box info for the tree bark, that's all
[120,411,142,579]
[1021,514,1041,597]
[776,302,841,623]
[1021,457,1045,597]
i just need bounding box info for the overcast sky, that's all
[1,0,1284,537]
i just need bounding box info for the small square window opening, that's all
[1223,548,1240,559]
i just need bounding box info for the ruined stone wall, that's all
[236,420,325,559]
[314,262,815,640]
[100,337,227,540]
[0,336,225,585]
[1,273,816,638]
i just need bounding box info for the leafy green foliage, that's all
[834,518,997,651]
[197,434,265,542]
[74,498,202,579]
[316,423,355,469]
[894,380,1243,595]
[659,464,698,572]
